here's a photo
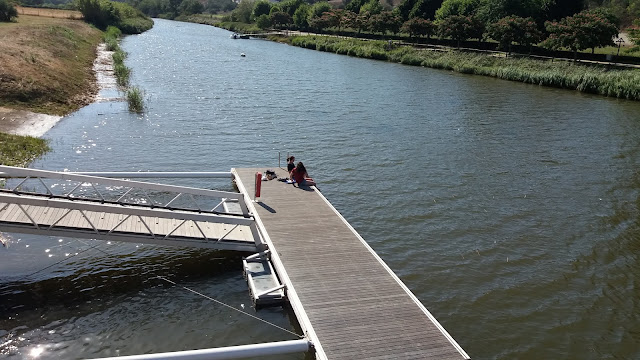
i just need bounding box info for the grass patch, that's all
[114,63,130,87]
[0,133,50,167]
[104,25,121,40]
[288,36,640,101]
[104,26,145,112]
[126,86,144,113]
[112,48,125,64]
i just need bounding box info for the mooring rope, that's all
[9,236,303,339]
[20,238,105,279]
[155,276,304,339]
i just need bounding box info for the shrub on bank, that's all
[118,17,153,34]
[288,35,640,101]
[114,62,130,86]
[126,86,144,113]
[112,48,125,63]
[76,0,153,34]
[104,25,121,39]
[0,0,18,22]
[105,36,118,50]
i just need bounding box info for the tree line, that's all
[216,0,635,58]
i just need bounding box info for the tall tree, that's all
[435,0,482,21]
[437,14,484,46]
[231,0,255,23]
[310,1,331,18]
[402,17,436,37]
[397,0,418,20]
[253,0,272,19]
[279,0,304,16]
[0,0,18,22]
[360,0,383,14]
[293,3,310,29]
[543,9,619,58]
[408,0,444,19]
[544,0,585,21]
[270,10,293,27]
[178,0,203,15]
[477,0,548,23]
[345,0,368,13]
[486,16,542,53]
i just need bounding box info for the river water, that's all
[2,18,640,359]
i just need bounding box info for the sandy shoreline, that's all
[0,43,115,138]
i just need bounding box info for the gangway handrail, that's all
[0,166,250,216]
[72,171,232,178]
[0,192,254,227]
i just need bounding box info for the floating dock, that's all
[0,165,469,359]
[233,168,469,360]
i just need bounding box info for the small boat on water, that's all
[230,33,250,39]
[240,53,246,57]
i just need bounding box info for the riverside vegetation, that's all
[0,14,101,166]
[278,35,640,100]
[176,0,640,101]
[103,26,146,113]
[0,133,51,167]
[0,1,152,166]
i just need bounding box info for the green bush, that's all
[0,0,18,22]
[104,25,122,40]
[105,37,118,50]
[112,48,125,64]
[126,86,145,113]
[114,62,130,87]
[76,0,153,34]
[118,17,154,34]
[76,0,120,29]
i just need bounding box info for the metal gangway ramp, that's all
[0,166,262,252]
[233,168,469,360]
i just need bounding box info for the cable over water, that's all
[155,276,304,339]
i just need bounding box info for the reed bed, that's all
[103,25,146,112]
[113,63,130,87]
[126,86,144,113]
[289,36,640,101]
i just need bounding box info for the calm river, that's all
[1,18,640,359]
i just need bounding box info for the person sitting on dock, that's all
[287,155,296,173]
[290,162,316,187]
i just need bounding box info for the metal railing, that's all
[0,166,264,250]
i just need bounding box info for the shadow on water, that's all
[0,247,247,329]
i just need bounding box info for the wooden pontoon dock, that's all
[0,165,469,359]
[233,168,469,360]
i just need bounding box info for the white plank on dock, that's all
[233,168,469,360]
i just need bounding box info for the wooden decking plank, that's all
[234,168,467,360]
[6,204,22,222]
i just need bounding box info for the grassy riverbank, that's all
[0,15,102,166]
[178,13,261,33]
[0,15,103,115]
[0,133,50,167]
[276,35,640,101]
[103,26,145,113]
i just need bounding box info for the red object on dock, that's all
[255,172,262,198]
